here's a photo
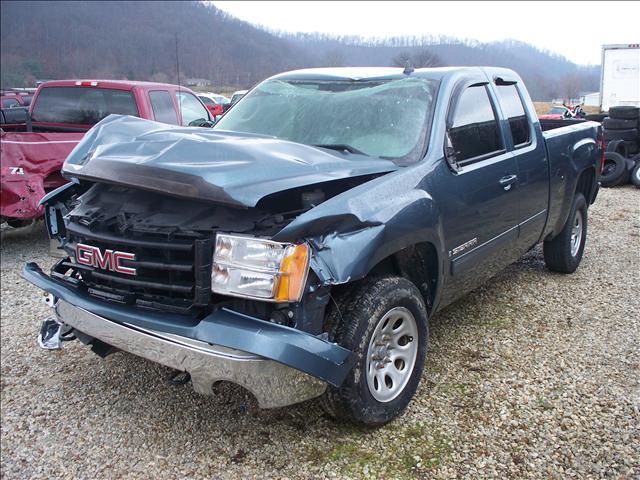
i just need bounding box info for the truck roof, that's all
[271,66,513,82]
[38,79,188,91]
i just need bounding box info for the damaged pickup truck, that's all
[23,67,603,425]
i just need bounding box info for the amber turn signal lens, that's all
[275,243,310,302]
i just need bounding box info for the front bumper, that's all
[23,262,355,408]
[54,300,324,408]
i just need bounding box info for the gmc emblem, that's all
[75,243,137,276]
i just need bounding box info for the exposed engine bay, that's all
[45,174,382,333]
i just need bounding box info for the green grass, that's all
[303,423,451,479]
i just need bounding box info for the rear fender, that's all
[0,132,81,220]
[542,122,601,239]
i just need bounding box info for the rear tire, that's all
[608,106,640,120]
[602,117,637,130]
[631,162,640,188]
[604,128,638,142]
[601,152,627,187]
[543,193,587,274]
[584,113,607,123]
[321,276,428,426]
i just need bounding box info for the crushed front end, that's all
[24,180,356,407]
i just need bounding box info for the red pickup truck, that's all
[1,80,211,226]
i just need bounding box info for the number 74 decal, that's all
[9,167,24,175]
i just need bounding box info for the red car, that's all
[1,91,33,108]
[197,93,229,117]
[539,105,573,120]
[1,80,211,226]
[539,104,585,121]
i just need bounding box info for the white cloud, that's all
[212,1,640,65]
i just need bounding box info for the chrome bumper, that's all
[54,300,326,408]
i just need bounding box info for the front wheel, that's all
[543,193,587,273]
[631,162,640,188]
[321,276,428,426]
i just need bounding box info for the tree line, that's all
[1,1,598,100]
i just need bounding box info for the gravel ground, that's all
[1,186,639,479]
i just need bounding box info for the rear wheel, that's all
[608,106,640,120]
[604,128,638,142]
[631,162,640,188]
[601,152,627,187]
[603,117,637,130]
[321,276,428,426]
[543,193,587,273]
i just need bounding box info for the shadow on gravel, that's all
[0,220,48,246]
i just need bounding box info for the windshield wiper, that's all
[312,143,366,155]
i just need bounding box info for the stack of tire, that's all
[601,106,640,188]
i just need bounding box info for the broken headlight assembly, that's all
[212,234,310,302]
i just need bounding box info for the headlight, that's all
[212,233,310,302]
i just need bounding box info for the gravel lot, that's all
[1,186,639,479]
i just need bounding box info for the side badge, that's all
[449,237,478,257]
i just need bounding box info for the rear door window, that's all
[176,92,209,126]
[448,85,503,165]
[149,90,178,124]
[2,98,20,108]
[31,87,139,124]
[495,85,531,147]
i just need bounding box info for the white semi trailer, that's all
[600,44,640,112]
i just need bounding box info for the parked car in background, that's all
[1,90,33,108]
[538,104,585,120]
[1,80,212,226]
[230,89,247,105]
[539,105,572,120]
[26,66,602,425]
[197,92,229,118]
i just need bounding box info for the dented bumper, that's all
[22,262,355,407]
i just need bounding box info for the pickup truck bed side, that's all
[542,122,601,239]
[1,133,82,220]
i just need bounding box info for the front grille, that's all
[65,221,213,313]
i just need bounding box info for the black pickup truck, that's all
[23,67,603,425]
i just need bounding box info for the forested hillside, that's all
[1,1,599,100]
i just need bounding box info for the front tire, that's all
[321,276,428,426]
[543,193,587,273]
[631,162,640,188]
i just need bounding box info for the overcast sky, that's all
[212,1,639,65]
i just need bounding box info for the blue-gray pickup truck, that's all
[24,67,603,425]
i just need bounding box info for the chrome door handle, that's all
[499,174,518,191]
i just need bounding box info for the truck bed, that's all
[541,119,602,241]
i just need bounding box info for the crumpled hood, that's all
[62,115,398,207]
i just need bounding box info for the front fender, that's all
[274,164,445,285]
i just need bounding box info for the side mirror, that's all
[189,118,214,128]
[444,131,459,172]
